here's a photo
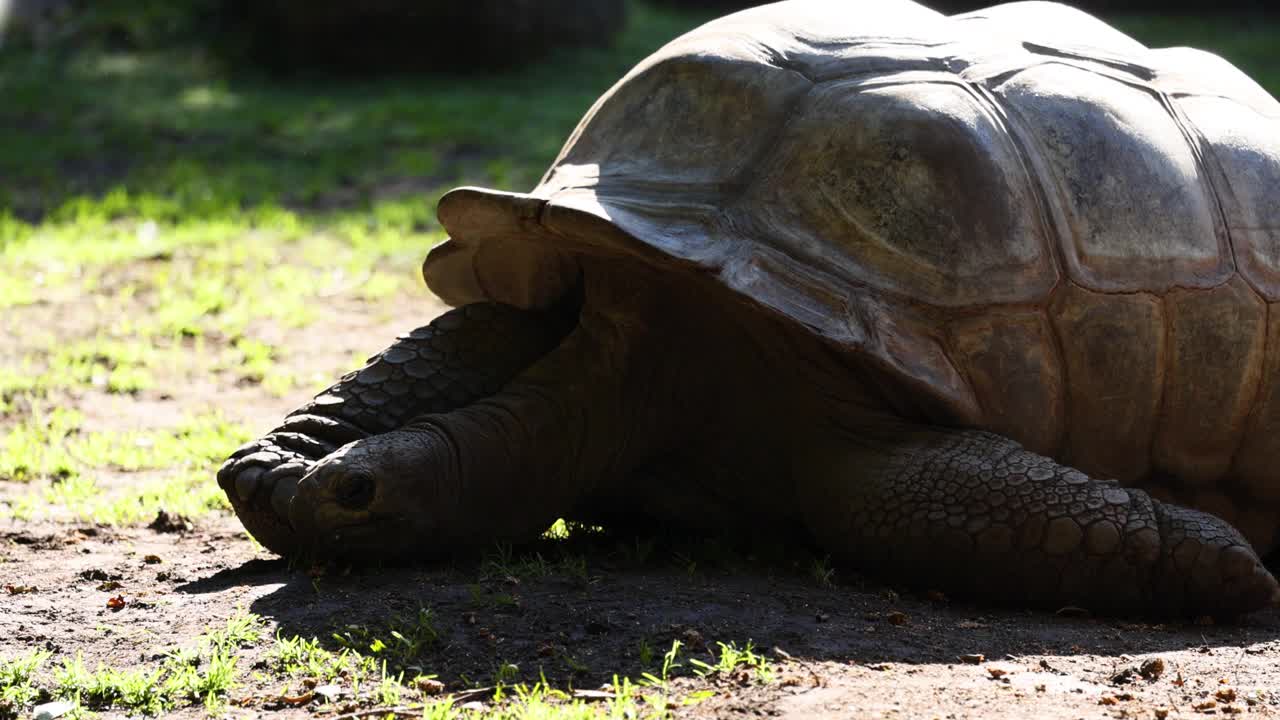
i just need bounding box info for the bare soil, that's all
[6,513,1280,719]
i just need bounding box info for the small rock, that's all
[815,612,830,623]
[415,677,445,695]
[1217,688,1237,702]
[143,554,162,565]
[987,667,1008,679]
[148,510,193,534]
[33,701,75,720]
[959,654,985,665]
[313,684,342,701]
[460,701,486,711]
[680,628,705,650]
[1154,707,1171,719]
[1139,657,1165,681]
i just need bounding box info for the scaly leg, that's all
[217,303,569,555]
[801,425,1280,616]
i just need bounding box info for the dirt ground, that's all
[5,288,1280,719]
[6,510,1280,719]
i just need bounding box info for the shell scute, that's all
[738,77,1057,308]
[1153,277,1266,486]
[1174,94,1280,300]
[993,62,1230,293]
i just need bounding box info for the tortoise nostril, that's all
[335,473,376,510]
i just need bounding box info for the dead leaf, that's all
[96,581,123,591]
[143,555,162,565]
[415,678,445,695]
[886,611,908,626]
[959,654,985,665]
[280,692,313,707]
[106,595,126,610]
[5,584,37,594]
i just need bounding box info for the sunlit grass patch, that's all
[0,650,51,720]
[4,611,753,720]
[1,409,248,524]
[48,611,264,716]
[0,409,248,482]
[689,642,775,685]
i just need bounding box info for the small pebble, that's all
[1140,657,1165,681]
[33,701,75,720]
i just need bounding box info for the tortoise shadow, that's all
[181,535,1280,688]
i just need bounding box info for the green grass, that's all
[1112,13,1280,92]
[330,607,441,678]
[0,612,264,717]
[0,407,247,524]
[689,642,775,685]
[0,650,51,720]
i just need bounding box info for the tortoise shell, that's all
[426,0,1280,530]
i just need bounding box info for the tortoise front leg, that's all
[802,426,1279,616]
[217,303,569,556]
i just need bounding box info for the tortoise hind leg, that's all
[217,302,570,556]
[799,425,1279,616]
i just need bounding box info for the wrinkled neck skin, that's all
[291,256,886,554]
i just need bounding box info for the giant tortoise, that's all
[218,0,1280,616]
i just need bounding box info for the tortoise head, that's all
[289,427,452,556]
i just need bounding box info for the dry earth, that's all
[4,292,1280,719]
[5,515,1280,719]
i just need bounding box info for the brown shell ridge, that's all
[1167,104,1259,297]
[1154,87,1242,283]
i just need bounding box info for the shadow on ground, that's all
[179,534,1280,689]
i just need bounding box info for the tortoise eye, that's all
[335,472,376,510]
